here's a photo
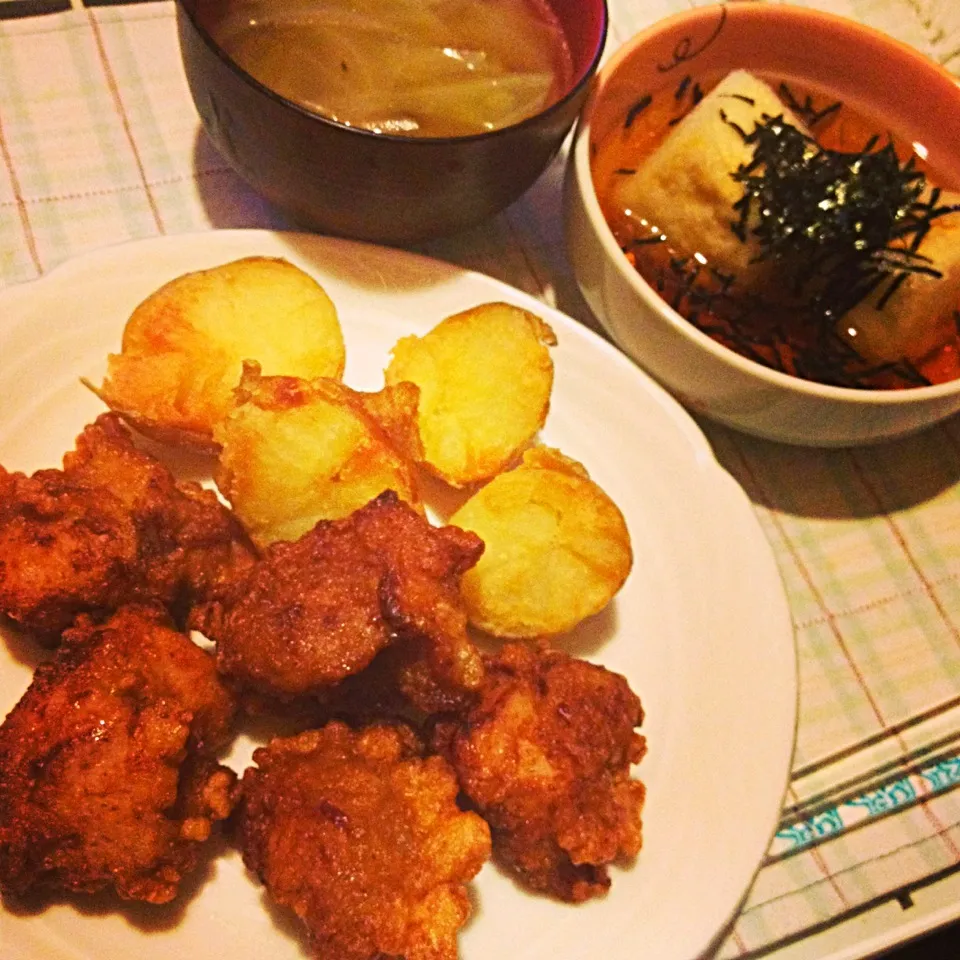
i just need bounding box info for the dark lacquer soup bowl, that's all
[176,0,608,244]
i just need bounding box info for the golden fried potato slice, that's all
[215,364,422,548]
[91,257,346,452]
[449,447,632,638]
[384,301,556,487]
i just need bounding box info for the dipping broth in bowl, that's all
[591,66,960,391]
[201,0,574,138]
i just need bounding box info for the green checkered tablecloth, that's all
[2,0,960,956]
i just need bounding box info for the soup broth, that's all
[593,71,960,389]
[203,0,574,138]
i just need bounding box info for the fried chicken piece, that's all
[0,413,257,641]
[436,642,646,902]
[0,463,141,639]
[192,491,485,714]
[0,604,238,903]
[235,722,491,960]
[63,411,258,614]
[314,639,469,731]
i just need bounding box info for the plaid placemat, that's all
[706,426,960,956]
[2,0,960,956]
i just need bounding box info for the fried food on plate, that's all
[235,722,490,960]
[449,446,632,638]
[0,413,257,641]
[0,604,238,903]
[91,257,346,453]
[0,462,139,641]
[192,490,484,711]
[214,363,423,548]
[64,411,258,610]
[384,301,556,487]
[315,626,480,729]
[436,642,645,902]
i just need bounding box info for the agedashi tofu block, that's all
[214,364,422,548]
[384,302,556,488]
[841,190,960,364]
[613,70,811,287]
[92,257,346,453]
[449,446,632,638]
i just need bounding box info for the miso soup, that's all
[203,0,574,137]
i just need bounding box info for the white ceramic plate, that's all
[0,230,797,960]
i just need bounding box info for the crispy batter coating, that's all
[92,256,346,453]
[0,413,257,640]
[384,302,556,487]
[235,722,491,960]
[0,604,238,903]
[0,463,139,639]
[192,491,485,713]
[315,635,477,731]
[214,364,423,548]
[437,642,646,902]
[450,447,633,638]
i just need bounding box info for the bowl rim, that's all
[571,1,960,407]
[174,0,609,145]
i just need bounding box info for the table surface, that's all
[2,0,960,958]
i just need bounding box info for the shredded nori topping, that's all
[728,113,959,329]
[653,253,936,388]
[777,83,842,128]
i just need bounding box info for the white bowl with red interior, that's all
[564,2,960,446]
